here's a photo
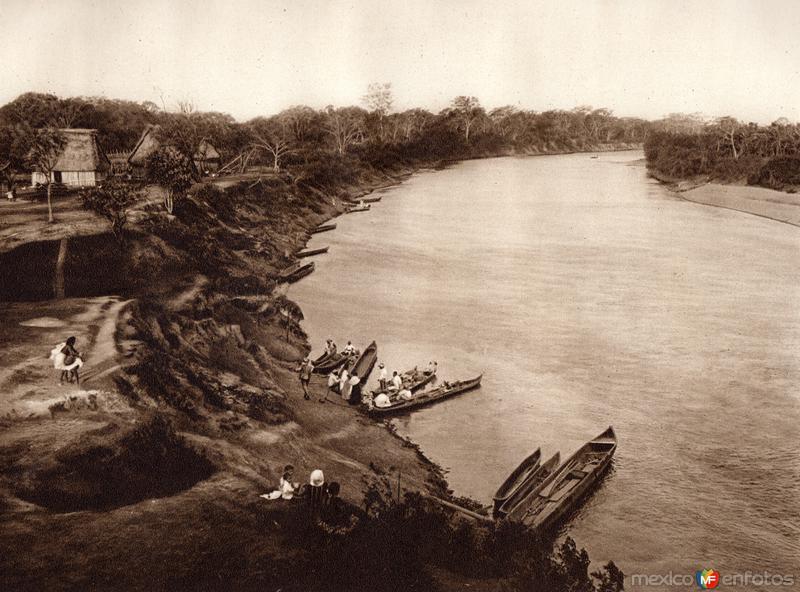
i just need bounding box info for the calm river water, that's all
[291,152,800,586]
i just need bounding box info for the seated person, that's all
[398,388,414,401]
[342,341,355,355]
[374,392,392,408]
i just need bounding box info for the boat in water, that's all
[372,367,437,395]
[368,374,482,417]
[298,246,329,258]
[312,223,336,234]
[511,427,617,532]
[278,261,314,283]
[346,204,371,213]
[492,448,542,515]
[499,452,561,519]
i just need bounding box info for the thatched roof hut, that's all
[194,139,221,173]
[127,124,162,168]
[31,129,110,187]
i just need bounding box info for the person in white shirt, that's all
[378,363,388,391]
[398,388,414,401]
[346,373,361,404]
[391,371,402,392]
[342,341,355,355]
[426,361,438,375]
[338,367,349,397]
[374,393,392,408]
[321,369,339,403]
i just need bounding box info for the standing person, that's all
[60,337,83,384]
[297,357,314,400]
[341,371,356,402]
[321,369,339,403]
[378,362,388,392]
[338,367,349,398]
[347,372,361,405]
[308,469,325,511]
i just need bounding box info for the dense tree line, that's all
[645,115,800,190]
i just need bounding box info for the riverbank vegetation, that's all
[0,87,635,590]
[645,114,800,191]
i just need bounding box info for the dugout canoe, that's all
[278,261,314,283]
[349,341,378,382]
[492,449,542,516]
[346,204,371,213]
[313,351,355,374]
[298,246,329,258]
[499,452,561,519]
[312,223,336,234]
[361,196,382,203]
[368,374,482,417]
[514,427,617,532]
[372,367,437,396]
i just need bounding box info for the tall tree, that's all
[324,106,366,154]
[248,116,293,172]
[26,127,65,223]
[447,96,484,142]
[362,83,394,142]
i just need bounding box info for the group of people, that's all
[262,465,341,512]
[49,336,84,384]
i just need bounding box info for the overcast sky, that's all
[1,0,798,123]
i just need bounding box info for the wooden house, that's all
[31,129,110,187]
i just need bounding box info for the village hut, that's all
[194,140,220,175]
[126,124,162,178]
[31,129,110,187]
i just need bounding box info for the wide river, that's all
[291,151,800,586]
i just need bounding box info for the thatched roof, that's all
[48,129,110,172]
[195,139,220,161]
[127,124,161,166]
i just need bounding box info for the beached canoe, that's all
[492,449,542,515]
[349,341,378,382]
[346,204,371,213]
[312,223,336,234]
[368,374,482,417]
[514,427,617,532]
[312,349,335,365]
[278,261,314,283]
[297,246,329,258]
[313,351,355,374]
[372,367,437,396]
[361,196,382,203]
[499,452,561,519]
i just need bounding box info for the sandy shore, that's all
[675,182,800,228]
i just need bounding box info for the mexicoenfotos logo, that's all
[696,569,721,589]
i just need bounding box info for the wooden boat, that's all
[499,452,561,519]
[368,374,482,417]
[349,341,378,382]
[361,196,382,203]
[514,427,617,532]
[312,349,335,365]
[372,367,436,395]
[313,351,355,374]
[492,449,541,515]
[278,261,314,283]
[297,246,329,258]
[312,223,336,234]
[346,204,371,213]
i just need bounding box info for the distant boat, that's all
[297,246,329,258]
[498,452,561,519]
[368,374,482,416]
[492,448,542,515]
[361,196,382,203]
[278,261,314,283]
[313,223,336,234]
[590,155,599,159]
[513,427,617,532]
[346,204,371,213]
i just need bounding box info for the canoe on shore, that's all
[346,204,371,213]
[499,452,561,519]
[361,196,382,203]
[313,351,356,374]
[372,367,436,395]
[513,427,617,532]
[297,246,329,258]
[278,261,314,283]
[312,223,336,234]
[349,341,378,382]
[492,449,542,516]
[368,374,482,416]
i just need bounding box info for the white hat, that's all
[310,469,325,487]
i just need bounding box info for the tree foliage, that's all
[81,179,141,245]
[145,148,194,214]
[25,127,65,222]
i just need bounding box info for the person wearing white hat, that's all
[309,469,325,509]
[378,362,388,392]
